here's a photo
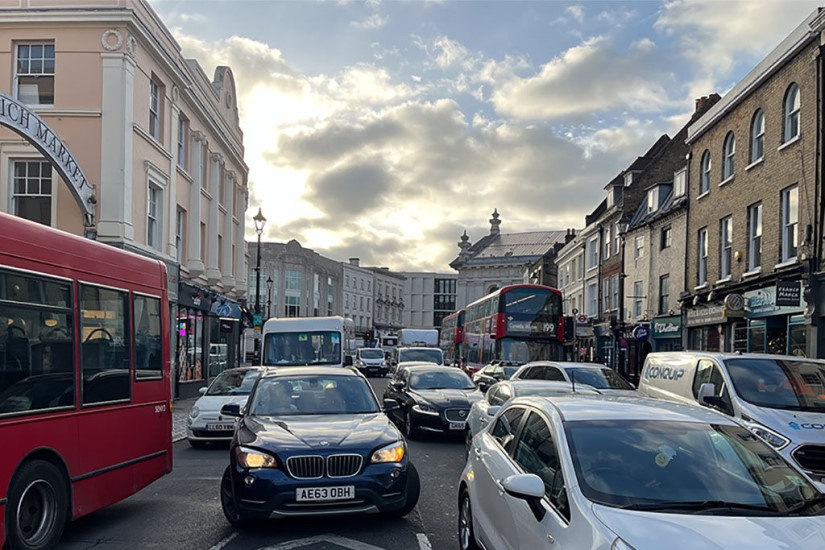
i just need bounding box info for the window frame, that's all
[698,227,708,285]
[748,202,762,271]
[177,114,189,170]
[10,159,54,227]
[722,132,735,182]
[700,150,711,194]
[133,291,164,381]
[750,110,765,163]
[658,274,669,315]
[660,226,671,250]
[673,168,686,197]
[783,83,800,143]
[719,216,732,279]
[780,185,799,263]
[13,41,55,107]
[149,77,163,141]
[175,206,186,263]
[146,183,162,250]
[633,280,643,318]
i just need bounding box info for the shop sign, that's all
[686,303,726,327]
[576,325,594,337]
[632,325,650,341]
[577,315,588,324]
[253,313,264,329]
[652,315,682,338]
[776,281,802,307]
[745,284,803,319]
[724,293,745,314]
[179,282,212,311]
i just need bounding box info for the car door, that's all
[471,405,527,550]
[468,386,494,436]
[509,411,574,549]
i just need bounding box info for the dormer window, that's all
[624,172,633,187]
[673,168,686,197]
[606,184,622,208]
[647,187,660,214]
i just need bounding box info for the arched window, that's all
[722,132,735,181]
[750,110,765,163]
[700,150,711,194]
[784,83,800,143]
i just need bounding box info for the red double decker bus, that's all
[0,213,172,550]
[439,309,465,365]
[462,284,563,374]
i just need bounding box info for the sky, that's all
[150,0,821,272]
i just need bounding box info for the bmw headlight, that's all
[235,446,278,469]
[742,420,790,450]
[612,538,637,550]
[189,406,200,419]
[371,441,406,463]
[412,403,439,415]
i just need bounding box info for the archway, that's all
[0,92,96,236]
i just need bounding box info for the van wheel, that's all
[5,460,69,550]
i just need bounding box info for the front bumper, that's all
[356,363,389,376]
[229,461,410,519]
[411,407,468,434]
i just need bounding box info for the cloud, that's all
[432,36,470,69]
[566,5,585,23]
[351,13,387,29]
[305,162,394,216]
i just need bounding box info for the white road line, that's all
[416,533,433,550]
[260,535,387,550]
[209,531,238,550]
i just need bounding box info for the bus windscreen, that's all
[501,288,561,317]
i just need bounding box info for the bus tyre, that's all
[5,460,69,550]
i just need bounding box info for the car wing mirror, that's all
[198,387,208,395]
[221,403,242,417]
[344,355,354,367]
[383,399,400,413]
[697,383,715,405]
[501,474,546,521]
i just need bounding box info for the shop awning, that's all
[210,299,242,320]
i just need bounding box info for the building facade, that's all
[368,267,405,331]
[0,0,250,398]
[683,10,824,358]
[401,272,457,330]
[555,229,586,360]
[343,258,374,336]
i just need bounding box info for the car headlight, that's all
[371,441,406,463]
[235,446,278,469]
[742,420,791,450]
[189,406,200,419]
[412,403,439,415]
[612,538,636,550]
[356,360,364,366]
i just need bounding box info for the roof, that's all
[646,351,825,364]
[261,366,362,378]
[473,231,566,258]
[399,363,453,370]
[628,185,687,231]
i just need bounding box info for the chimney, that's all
[349,257,360,267]
[694,93,721,115]
[565,228,576,244]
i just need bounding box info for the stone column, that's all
[168,90,180,260]
[187,132,206,277]
[221,170,236,289]
[206,152,224,285]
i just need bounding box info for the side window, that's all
[543,367,566,382]
[80,285,130,404]
[134,295,162,379]
[692,360,724,397]
[513,412,570,520]
[521,367,537,380]
[491,406,525,453]
[0,271,74,415]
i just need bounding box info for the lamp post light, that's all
[253,208,266,315]
[617,220,630,376]
[266,275,273,320]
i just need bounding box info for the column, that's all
[168,98,180,261]
[221,170,236,289]
[187,132,206,277]
[235,187,248,297]
[205,152,224,285]
[98,52,135,241]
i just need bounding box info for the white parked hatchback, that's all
[511,361,637,395]
[460,395,825,550]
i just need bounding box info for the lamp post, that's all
[253,208,266,361]
[266,276,273,320]
[617,220,630,376]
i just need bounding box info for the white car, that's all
[187,367,266,447]
[512,361,637,395]
[459,395,825,550]
[464,380,598,455]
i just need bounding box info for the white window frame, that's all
[700,151,711,194]
[633,281,643,318]
[611,274,619,310]
[661,226,672,250]
[603,225,611,260]
[147,184,162,250]
[748,203,762,271]
[587,237,599,269]
[587,282,597,317]
[176,207,186,263]
[603,278,610,312]
[659,274,669,315]
[149,78,162,141]
[647,187,659,213]
[722,132,735,181]
[784,84,800,143]
[634,235,644,259]
[781,185,799,263]
[13,42,55,107]
[613,222,620,255]
[177,115,188,169]
[9,158,55,226]
[751,110,764,163]
[720,216,732,279]
[673,168,686,197]
[698,228,708,285]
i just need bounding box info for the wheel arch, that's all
[9,447,74,519]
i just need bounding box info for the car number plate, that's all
[449,421,466,431]
[296,486,355,502]
[206,423,234,431]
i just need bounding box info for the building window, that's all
[603,225,611,259]
[750,110,764,163]
[719,216,732,279]
[285,270,302,317]
[748,203,762,271]
[613,222,620,255]
[781,185,799,262]
[633,281,643,318]
[176,207,186,263]
[698,227,708,285]
[14,43,55,106]
[149,77,163,141]
[661,226,672,250]
[200,222,207,263]
[177,115,189,169]
[603,278,610,312]
[647,186,659,213]
[327,276,334,316]
[700,150,711,194]
[345,275,349,288]
[313,273,320,316]
[587,238,599,269]
[659,274,669,315]
[722,132,735,181]
[784,83,800,143]
[587,282,597,317]
[219,166,226,206]
[673,168,686,197]
[611,274,619,311]
[147,185,161,249]
[11,160,52,226]
[285,295,300,317]
[634,235,644,259]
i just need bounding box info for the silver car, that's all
[187,367,265,447]
[512,361,637,395]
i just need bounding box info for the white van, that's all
[639,351,825,485]
[261,316,352,368]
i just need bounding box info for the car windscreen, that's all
[564,367,634,390]
[565,419,823,515]
[206,370,260,396]
[263,331,341,366]
[503,366,520,379]
[726,358,825,412]
[409,370,474,390]
[399,349,443,365]
[249,375,379,416]
[359,349,384,359]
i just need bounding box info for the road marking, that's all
[209,532,238,550]
[259,535,387,550]
[416,533,433,550]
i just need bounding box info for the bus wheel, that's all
[5,460,69,550]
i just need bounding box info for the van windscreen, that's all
[727,358,825,411]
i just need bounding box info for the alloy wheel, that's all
[459,493,473,550]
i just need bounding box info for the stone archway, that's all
[0,92,96,236]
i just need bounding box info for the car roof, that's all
[520,361,605,369]
[260,366,361,379]
[397,347,440,351]
[401,364,458,372]
[506,380,576,392]
[511,394,737,425]
[220,366,266,374]
[646,351,825,364]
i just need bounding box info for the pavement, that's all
[172,397,200,443]
[59,377,465,550]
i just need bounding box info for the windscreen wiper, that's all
[784,494,825,515]
[618,500,776,515]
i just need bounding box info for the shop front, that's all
[594,323,613,366]
[209,298,244,376]
[625,324,651,384]
[651,314,683,352]
[177,282,212,398]
[743,281,807,356]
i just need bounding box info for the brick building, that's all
[682,9,824,357]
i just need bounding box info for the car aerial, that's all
[472,361,522,393]
[464,380,599,456]
[512,361,637,395]
[187,367,266,447]
[459,394,825,550]
[393,346,444,371]
[354,347,389,377]
[219,367,419,525]
[383,363,482,438]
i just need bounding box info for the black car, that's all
[219,367,420,525]
[471,362,521,393]
[383,363,482,438]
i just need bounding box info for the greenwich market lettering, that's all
[645,366,686,381]
[0,92,96,229]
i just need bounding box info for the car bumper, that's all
[356,365,389,376]
[187,426,234,441]
[229,461,411,519]
[411,408,467,434]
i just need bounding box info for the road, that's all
[58,377,466,550]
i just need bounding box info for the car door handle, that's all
[479,416,488,424]
[473,447,482,458]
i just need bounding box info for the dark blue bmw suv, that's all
[219,367,420,525]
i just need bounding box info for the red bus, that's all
[462,284,563,375]
[439,309,465,365]
[0,213,172,550]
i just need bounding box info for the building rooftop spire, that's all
[489,209,501,236]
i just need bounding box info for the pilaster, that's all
[187,131,206,276]
[205,151,224,285]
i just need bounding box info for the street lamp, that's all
[266,276,273,320]
[617,220,630,377]
[253,208,266,315]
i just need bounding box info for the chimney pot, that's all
[349,257,360,267]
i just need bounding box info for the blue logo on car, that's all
[789,421,801,430]
[789,421,825,430]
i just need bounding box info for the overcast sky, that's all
[150,0,819,272]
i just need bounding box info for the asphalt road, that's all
[58,377,466,550]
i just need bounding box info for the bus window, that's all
[80,285,130,404]
[134,295,163,380]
